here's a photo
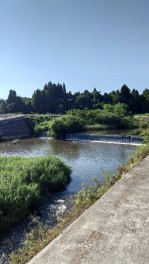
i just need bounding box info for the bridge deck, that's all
[28,155,149,264]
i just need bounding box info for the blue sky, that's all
[0,0,149,99]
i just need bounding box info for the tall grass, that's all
[48,109,148,139]
[26,114,55,136]
[26,111,149,139]
[0,155,71,233]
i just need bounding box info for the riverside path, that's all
[28,155,149,264]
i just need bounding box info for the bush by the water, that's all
[26,104,149,139]
[26,114,54,136]
[67,105,135,129]
[49,115,84,139]
[0,155,71,232]
[48,110,137,139]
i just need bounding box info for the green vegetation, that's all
[9,142,149,264]
[135,113,149,116]
[34,120,50,136]
[67,105,133,128]
[0,155,71,233]
[26,114,58,136]
[1,83,149,115]
[1,83,149,139]
[48,105,148,139]
[141,129,149,144]
[49,115,84,139]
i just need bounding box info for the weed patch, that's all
[0,155,71,233]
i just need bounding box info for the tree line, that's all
[0,82,149,114]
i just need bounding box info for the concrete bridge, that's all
[28,155,149,264]
[0,115,32,140]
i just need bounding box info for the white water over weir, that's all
[66,133,143,145]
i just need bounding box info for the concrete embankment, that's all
[28,155,149,264]
[0,115,32,140]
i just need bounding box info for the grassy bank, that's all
[49,111,149,139]
[9,143,149,264]
[26,114,55,136]
[0,155,71,233]
[25,107,149,138]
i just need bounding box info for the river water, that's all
[0,136,138,263]
[0,137,137,193]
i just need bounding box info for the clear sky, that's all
[0,0,149,99]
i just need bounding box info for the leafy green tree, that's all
[75,90,92,109]
[109,90,121,104]
[103,103,130,117]
[113,103,130,117]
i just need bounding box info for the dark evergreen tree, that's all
[142,89,149,113]
[0,100,7,114]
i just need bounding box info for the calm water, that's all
[0,137,136,194]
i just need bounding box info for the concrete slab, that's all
[28,155,149,264]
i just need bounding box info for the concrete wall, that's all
[0,115,32,140]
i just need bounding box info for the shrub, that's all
[67,108,134,129]
[141,129,149,144]
[0,155,71,232]
[26,114,55,136]
[34,121,50,136]
[49,115,84,139]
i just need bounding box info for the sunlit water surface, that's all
[0,138,136,193]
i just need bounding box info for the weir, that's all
[66,133,143,144]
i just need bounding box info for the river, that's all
[0,135,139,263]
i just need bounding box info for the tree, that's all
[92,88,103,108]
[75,90,92,109]
[109,90,121,104]
[7,90,17,105]
[131,89,143,114]
[103,103,130,117]
[143,89,149,113]
[0,100,7,114]
[32,89,44,113]
[6,90,25,113]
[119,84,133,108]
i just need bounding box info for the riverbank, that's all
[28,151,149,264]
[25,109,149,139]
[9,143,149,264]
[0,111,148,142]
